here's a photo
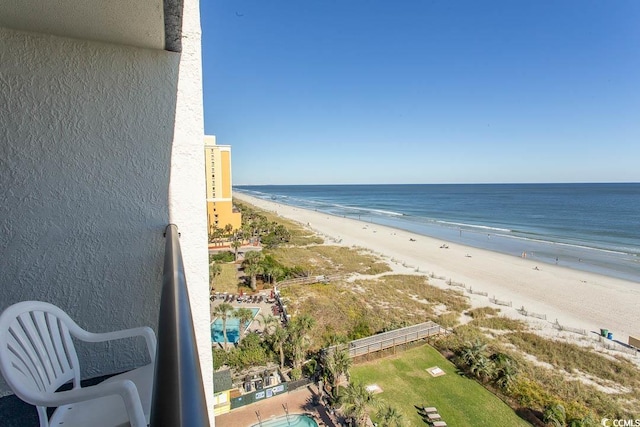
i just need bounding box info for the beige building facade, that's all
[204,135,241,233]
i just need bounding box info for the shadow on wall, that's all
[0,26,181,395]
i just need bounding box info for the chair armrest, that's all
[28,379,147,427]
[72,326,157,362]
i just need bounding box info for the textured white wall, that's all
[168,0,215,422]
[0,0,165,50]
[0,27,179,395]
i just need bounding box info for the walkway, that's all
[215,384,340,427]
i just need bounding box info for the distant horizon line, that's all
[234,181,639,187]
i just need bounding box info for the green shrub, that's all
[290,367,302,381]
[511,376,555,409]
[349,319,373,340]
[303,359,317,378]
[213,347,228,371]
[210,251,235,263]
[226,332,272,369]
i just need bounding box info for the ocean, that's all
[235,183,640,283]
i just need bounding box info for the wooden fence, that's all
[517,306,547,320]
[552,320,587,336]
[489,297,512,307]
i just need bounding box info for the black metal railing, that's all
[150,224,210,426]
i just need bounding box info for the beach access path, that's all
[234,193,640,346]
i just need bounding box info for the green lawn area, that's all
[350,344,531,427]
[212,263,241,293]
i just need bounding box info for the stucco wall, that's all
[168,0,215,421]
[0,27,179,396]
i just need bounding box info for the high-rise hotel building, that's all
[204,135,241,232]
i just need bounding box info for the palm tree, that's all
[209,225,224,245]
[257,217,269,241]
[213,302,234,349]
[287,330,308,371]
[240,227,252,245]
[340,381,379,427]
[469,353,492,382]
[257,313,280,335]
[244,263,263,291]
[324,348,352,397]
[460,339,487,367]
[242,250,264,291]
[270,325,288,368]
[377,404,404,427]
[234,307,254,341]
[231,236,242,261]
[209,262,222,292]
[262,263,283,285]
[287,314,316,370]
[324,332,348,348]
[294,313,315,334]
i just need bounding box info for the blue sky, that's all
[201,1,639,185]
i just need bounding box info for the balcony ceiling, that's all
[0,0,180,51]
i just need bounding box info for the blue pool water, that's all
[252,414,318,427]
[211,307,259,343]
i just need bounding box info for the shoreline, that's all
[234,192,640,346]
[238,190,640,283]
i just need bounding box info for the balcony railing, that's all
[151,224,210,426]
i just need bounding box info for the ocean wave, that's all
[239,189,636,257]
[331,204,404,217]
[494,232,636,257]
[436,220,512,233]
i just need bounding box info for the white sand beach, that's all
[235,193,640,347]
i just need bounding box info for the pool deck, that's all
[211,295,343,426]
[211,293,276,327]
[211,293,283,346]
[215,384,342,427]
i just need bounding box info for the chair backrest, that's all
[0,301,82,406]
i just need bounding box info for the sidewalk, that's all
[215,384,341,427]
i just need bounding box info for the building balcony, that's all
[0,225,211,426]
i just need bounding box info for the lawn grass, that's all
[212,263,241,294]
[350,344,531,427]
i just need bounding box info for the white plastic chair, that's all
[0,301,156,427]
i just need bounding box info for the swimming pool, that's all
[211,307,259,343]
[252,414,318,427]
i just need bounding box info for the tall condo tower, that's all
[204,135,242,233]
